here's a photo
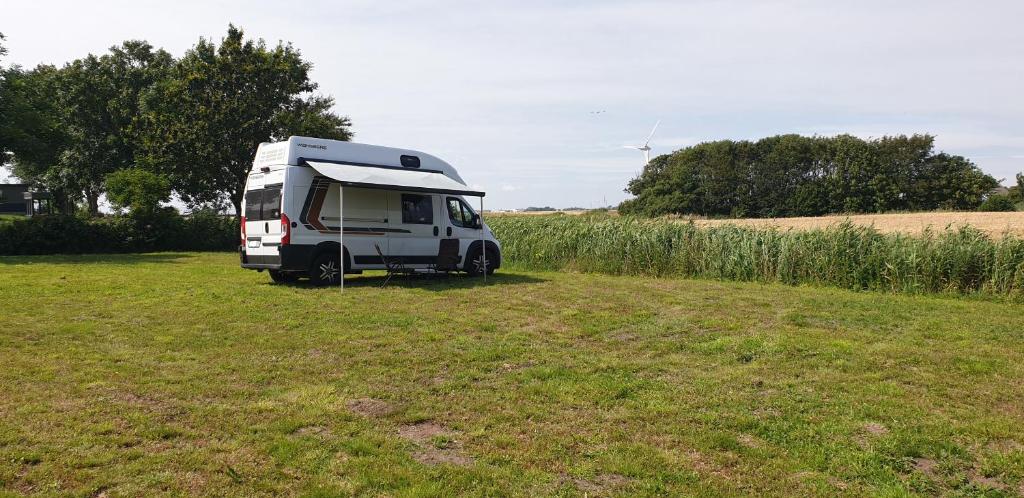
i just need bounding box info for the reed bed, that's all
[488,214,1024,298]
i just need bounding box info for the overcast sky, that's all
[2,0,1022,209]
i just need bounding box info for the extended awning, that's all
[305,160,484,197]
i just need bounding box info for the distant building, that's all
[0,184,29,214]
[0,184,53,216]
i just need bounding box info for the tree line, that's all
[620,134,1016,218]
[0,26,351,216]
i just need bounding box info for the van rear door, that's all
[244,184,284,260]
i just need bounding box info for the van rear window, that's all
[244,187,282,221]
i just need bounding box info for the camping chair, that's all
[431,238,461,274]
[375,243,409,287]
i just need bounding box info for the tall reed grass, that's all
[488,214,1024,298]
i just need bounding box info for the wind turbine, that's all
[624,120,660,165]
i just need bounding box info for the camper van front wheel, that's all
[466,247,497,276]
[310,253,341,286]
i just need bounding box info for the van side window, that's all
[446,197,476,228]
[401,194,433,224]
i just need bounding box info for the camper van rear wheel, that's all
[310,253,341,286]
[269,270,298,284]
[466,247,497,276]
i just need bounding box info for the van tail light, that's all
[240,216,246,245]
[281,213,291,246]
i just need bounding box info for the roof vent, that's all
[400,155,421,168]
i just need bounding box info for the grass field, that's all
[489,215,1024,299]
[2,253,1024,496]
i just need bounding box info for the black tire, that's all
[269,270,299,284]
[309,252,342,286]
[464,246,497,276]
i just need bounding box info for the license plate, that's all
[247,239,261,248]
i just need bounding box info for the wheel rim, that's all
[319,260,339,283]
[472,253,488,273]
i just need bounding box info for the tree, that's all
[55,41,174,215]
[0,65,79,212]
[977,195,1016,212]
[2,41,173,215]
[140,25,352,214]
[0,31,14,161]
[621,134,999,217]
[105,168,171,216]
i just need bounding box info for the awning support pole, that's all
[339,184,344,292]
[480,196,486,283]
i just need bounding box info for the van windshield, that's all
[244,187,282,221]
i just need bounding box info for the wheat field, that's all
[687,212,1024,238]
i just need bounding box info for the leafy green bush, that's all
[105,169,172,216]
[0,212,238,255]
[488,215,1024,298]
[977,195,1016,212]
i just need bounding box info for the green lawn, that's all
[1,253,1023,497]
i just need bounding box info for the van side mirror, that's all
[471,214,481,228]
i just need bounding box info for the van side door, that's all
[387,192,441,267]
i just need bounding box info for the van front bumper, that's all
[240,244,315,272]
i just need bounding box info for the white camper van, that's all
[239,136,501,285]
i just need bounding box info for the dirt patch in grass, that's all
[13,464,37,495]
[498,361,536,372]
[855,422,889,448]
[397,421,449,443]
[612,331,639,342]
[986,438,1024,452]
[967,469,1006,491]
[912,457,938,477]
[686,449,735,480]
[410,448,474,466]
[346,398,395,418]
[181,471,208,494]
[106,390,165,410]
[306,348,327,359]
[736,434,761,449]
[828,477,849,490]
[294,425,330,437]
[560,472,630,495]
[398,421,473,466]
[863,422,888,436]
